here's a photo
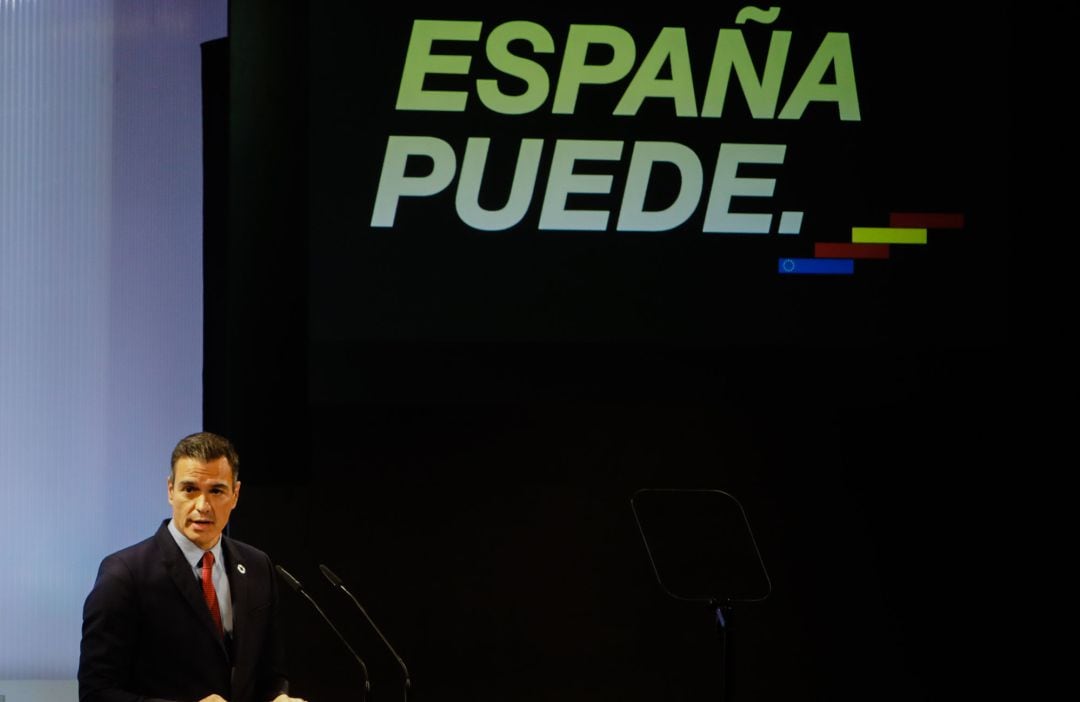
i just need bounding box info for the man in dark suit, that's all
[78,432,308,702]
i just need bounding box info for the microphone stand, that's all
[321,564,412,702]
[276,565,371,701]
[712,599,734,702]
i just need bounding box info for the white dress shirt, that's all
[167,519,235,634]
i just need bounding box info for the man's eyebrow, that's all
[175,479,231,490]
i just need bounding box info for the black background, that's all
[207,2,1014,699]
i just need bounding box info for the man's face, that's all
[168,456,240,550]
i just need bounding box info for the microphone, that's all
[320,563,412,700]
[275,564,371,696]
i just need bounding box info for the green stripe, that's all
[851,227,927,244]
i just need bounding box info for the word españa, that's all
[395,20,861,118]
[371,20,862,232]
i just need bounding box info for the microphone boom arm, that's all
[276,564,371,696]
[320,564,412,697]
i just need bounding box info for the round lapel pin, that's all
[237,563,247,574]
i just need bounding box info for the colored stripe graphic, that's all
[778,258,854,275]
[815,243,890,259]
[852,227,927,244]
[889,212,964,229]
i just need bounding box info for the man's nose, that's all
[194,494,211,511]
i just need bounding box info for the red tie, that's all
[201,551,224,636]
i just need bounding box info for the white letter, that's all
[371,136,457,227]
[539,140,623,230]
[456,138,544,231]
[616,142,703,231]
[702,143,785,234]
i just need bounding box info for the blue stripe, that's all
[777,258,855,275]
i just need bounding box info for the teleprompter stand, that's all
[631,489,771,702]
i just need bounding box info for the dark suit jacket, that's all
[79,520,288,702]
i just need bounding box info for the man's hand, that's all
[271,695,308,702]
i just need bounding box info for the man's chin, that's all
[186,525,219,548]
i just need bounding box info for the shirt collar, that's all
[168,518,225,570]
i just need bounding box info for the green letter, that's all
[552,25,636,115]
[778,32,861,121]
[396,20,482,112]
[614,27,697,117]
[477,21,555,115]
[701,29,791,118]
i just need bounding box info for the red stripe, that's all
[815,243,890,259]
[889,212,964,229]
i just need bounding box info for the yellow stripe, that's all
[851,227,927,244]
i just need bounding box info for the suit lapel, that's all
[222,536,248,662]
[154,521,230,658]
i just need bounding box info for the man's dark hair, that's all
[170,432,240,483]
